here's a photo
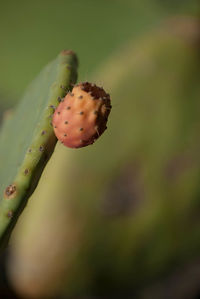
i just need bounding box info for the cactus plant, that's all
[7,17,200,299]
[0,50,78,247]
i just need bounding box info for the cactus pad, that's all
[0,50,78,245]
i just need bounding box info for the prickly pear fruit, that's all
[52,82,111,148]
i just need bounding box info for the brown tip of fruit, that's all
[76,82,110,103]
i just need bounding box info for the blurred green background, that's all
[1,1,200,298]
[0,0,199,104]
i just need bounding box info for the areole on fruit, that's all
[52,82,112,148]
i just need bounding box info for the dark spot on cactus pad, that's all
[79,128,84,131]
[101,162,144,217]
[28,148,32,153]
[64,121,68,124]
[94,110,98,115]
[79,111,84,115]
[7,211,13,218]
[57,111,60,115]
[54,126,57,128]
[67,106,71,110]
[24,169,29,175]
[57,97,62,102]
[4,184,17,199]
[78,95,83,99]
[39,146,44,152]
[41,130,46,135]
[64,134,67,137]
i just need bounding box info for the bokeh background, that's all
[0,0,199,107]
[1,0,200,298]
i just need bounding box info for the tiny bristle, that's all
[60,85,67,90]
[39,146,44,152]
[7,211,13,218]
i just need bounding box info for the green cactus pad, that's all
[0,50,78,246]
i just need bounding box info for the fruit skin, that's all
[52,82,111,148]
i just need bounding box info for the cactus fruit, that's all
[52,82,111,148]
[0,50,78,247]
